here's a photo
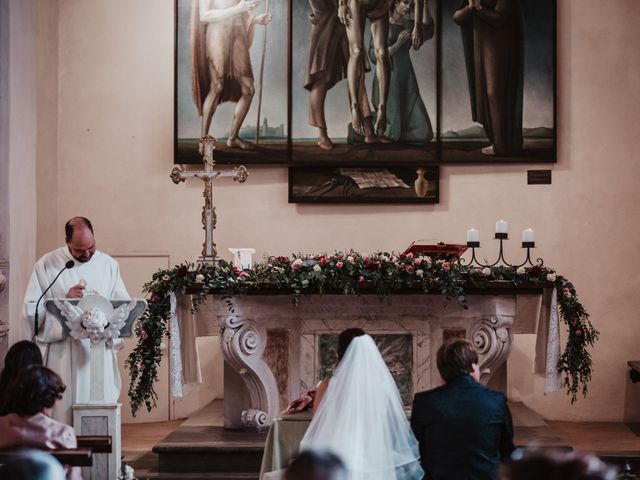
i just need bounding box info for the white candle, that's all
[522,228,535,243]
[467,229,480,242]
[495,220,508,234]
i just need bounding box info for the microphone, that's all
[33,260,75,339]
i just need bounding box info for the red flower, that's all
[530,265,542,275]
[319,256,328,265]
[367,261,380,270]
[406,265,414,273]
[358,276,365,283]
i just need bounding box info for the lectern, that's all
[46,294,147,480]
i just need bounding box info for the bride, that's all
[299,328,424,480]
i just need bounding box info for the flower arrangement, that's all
[126,252,598,416]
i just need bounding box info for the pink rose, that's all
[406,252,414,259]
[238,271,250,279]
[442,262,451,271]
[336,261,344,268]
[414,258,422,265]
[406,265,414,273]
[358,275,365,283]
[562,287,570,293]
[363,256,370,263]
[140,329,148,340]
[151,295,160,302]
[162,274,171,282]
[575,329,582,337]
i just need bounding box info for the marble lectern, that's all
[46,294,147,480]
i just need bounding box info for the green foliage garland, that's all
[126,252,598,416]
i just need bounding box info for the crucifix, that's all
[170,136,248,262]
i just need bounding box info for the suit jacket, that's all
[411,375,514,480]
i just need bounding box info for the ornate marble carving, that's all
[213,294,532,428]
[218,315,279,428]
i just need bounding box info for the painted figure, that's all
[191,0,272,149]
[338,0,424,138]
[305,0,378,148]
[369,0,434,144]
[453,0,524,156]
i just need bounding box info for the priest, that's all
[22,217,129,424]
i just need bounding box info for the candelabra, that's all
[462,232,544,269]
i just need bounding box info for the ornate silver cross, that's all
[170,136,248,262]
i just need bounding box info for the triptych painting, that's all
[175,0,556,203]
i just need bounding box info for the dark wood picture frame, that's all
[175,0,556,168]
[288,166,439,204]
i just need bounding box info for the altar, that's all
[170,284,560,430]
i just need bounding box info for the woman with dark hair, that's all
[301,328,424,479]
[286,449,346,480]
[0,365,79,480]
[0,340,43,407]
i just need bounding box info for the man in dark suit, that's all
[411,339,515,479]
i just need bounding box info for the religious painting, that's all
[175,0,289,164]
[290,0,438,166]
[289,166,439,203]
[439,0,556,163]
[319,333,414,405]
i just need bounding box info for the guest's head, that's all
[500,449,617,480]
[2,366,65,417]
[65,216,96,263]
[0,449,66,480]
[436,339,479,383]
[286,450,347,480]
[337,328,366,362]
[0,340,43,399]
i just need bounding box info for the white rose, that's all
[482,267,492,276]
[347,256,355,263]
[547,273,557,282]
[313,264,322,272]
[195,274,205,283]
[416,269,424,278]
[381,255,389,262]
[516,266,526,275]
[564,291,572,298]
[292,258,303,267]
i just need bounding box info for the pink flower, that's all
[406,252,414,259]
[238,271,250,279]
[358,276,365,283]
[319,256,328,265]
[414,258,423,265]
[442,262,451,271]
[562,287,570,293]
[363,256,370,263]
[151,295,160,302]
[406,265,414,273]
[575,329,583,337]
[336,261,344,268]
[140,329,148,340]
[162,274,171,282]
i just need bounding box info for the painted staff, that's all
[255,0,270,144]
[170,136,249,262]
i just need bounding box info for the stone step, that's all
[152,426,266,474]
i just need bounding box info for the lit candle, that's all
[467,229,480,243]
[495,220,508,234]
[522,228,535,243]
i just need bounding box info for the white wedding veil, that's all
[299,334,424,480]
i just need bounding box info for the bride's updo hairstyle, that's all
[337,328,366,362]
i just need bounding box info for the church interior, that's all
[1,0,640,479]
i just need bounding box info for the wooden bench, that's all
[0,435,112,467]
[0,448,93,467]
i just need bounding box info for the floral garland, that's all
[125,252,598,416]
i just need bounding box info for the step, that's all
[152,426,266,473]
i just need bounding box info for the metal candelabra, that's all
[461,233,544,268]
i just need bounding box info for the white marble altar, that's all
[172,288,558,429]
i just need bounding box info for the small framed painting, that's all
[289,166,439,204]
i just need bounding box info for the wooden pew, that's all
[77,435,112,454]
[0,448,93,467]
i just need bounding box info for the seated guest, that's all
[500,449,617,480]
[300,328,424,479]
[0,340,43,410]
[411,339,515,480]
[0,366,79,480]
[285,450,347,480]
[0,449,66,480]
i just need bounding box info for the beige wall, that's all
[33,0,640,421]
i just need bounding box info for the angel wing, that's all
[105,300,137,338]
[53,299,85,340]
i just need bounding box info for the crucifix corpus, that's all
[170,136,248,262]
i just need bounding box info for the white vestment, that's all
[22,247,129,425]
